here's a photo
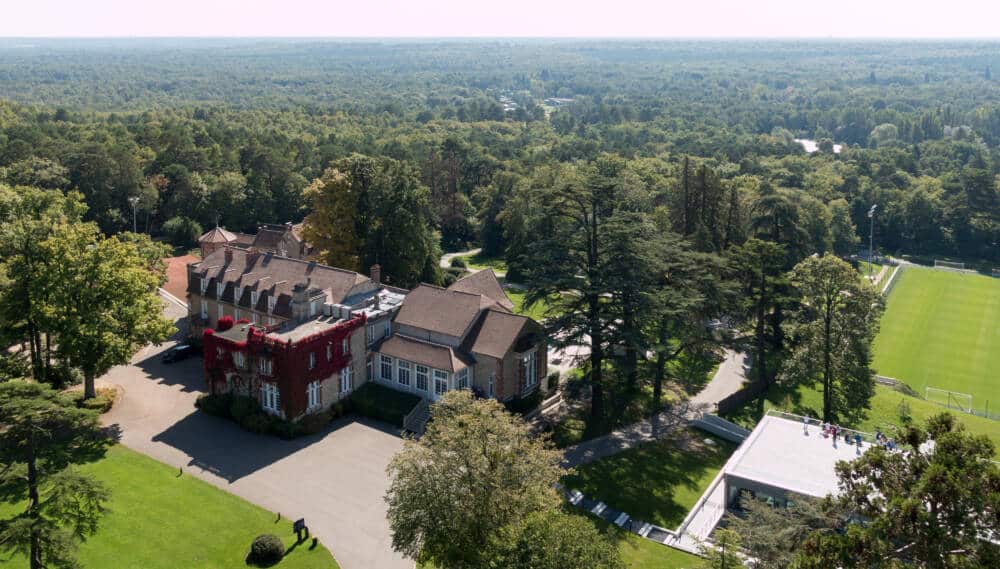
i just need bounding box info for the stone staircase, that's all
[403,398,431,436]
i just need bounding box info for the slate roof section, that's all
[379,334,473,372]
[393,284,493,339]
[447,269,514,312]
[463,309,531,360]
[189,248,374,319]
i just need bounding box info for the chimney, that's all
[370,264,381,284]
[224,245,233,264]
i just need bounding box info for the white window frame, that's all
[456,367,469,390]
[397,360,411,387]
[216,282,224,298]
[251,312,258,325]
[250,290,259,307]
[523,349,538,391]
[383,319,391,338]
[261,383,280,414]
[258,357,273,376]
[340,365,353,394]
[267,295,276,314]
[200,299,208,319]
[233,351,246,369]
[235,286,243,304]
[416,365,429,392]
[433,369,449,396]
[307,380,321,410]
[367,324,376,346]
[341,336,349,355]
[309,352,316,370]
[380,354,393,382]
[199,277,208,294]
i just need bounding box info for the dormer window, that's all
[251,291,259,307]
[216,282,224,298]
[235,286,243,304]
[268,295,276,314]
[199,277,208,294]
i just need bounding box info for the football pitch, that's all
[873,266,1000,414]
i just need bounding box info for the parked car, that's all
[162,344,196,364]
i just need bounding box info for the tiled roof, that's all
[199,226,238,243]
[447,269,514,311]
[462,309,531,360]
[393,284,493,339]
[189,248,374,319]
[379,334,472,372]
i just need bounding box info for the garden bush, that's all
[349,382,420,426]
[195,392,233,417]
[230,395,260,422]
[300,410,332,435]
[240,412,274,434]
[73,387,116,413]
[248,533,284,566]
[450,256,467,268]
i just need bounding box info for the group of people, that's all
[873,428,899,451]
[821,422,864,447]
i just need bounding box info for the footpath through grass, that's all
[873,266,1000,412]
[0,445,339,569]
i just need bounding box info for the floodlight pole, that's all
[128,196,140,233]
[868,204,878,276]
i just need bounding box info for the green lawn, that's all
[579,512,702,569]
[724,382,1000,455]
[872,266,1000,413]
[457,251,508,273]
[506,289,552,322]
[562,431,736,529]
[0,445,339,569]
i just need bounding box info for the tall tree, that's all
[385,391,564,569]
[39,222,175,399]
[0,381,111,569]
[727,495,841,569]
[782,254,883,422]
[0,186,87,385]
[728,238,788,387]
[797,414,1000,568]
[521,156,632,420]
[302,167,362,271]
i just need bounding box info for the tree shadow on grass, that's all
[563,434,735,529]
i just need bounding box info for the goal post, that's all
[934,260,966,272]
[925,387,973,414]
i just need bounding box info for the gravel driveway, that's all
[100,295,411,569]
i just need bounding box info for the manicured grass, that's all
[0,445,339,569]
[872,267,1000,413]
[562,432,736,529]
[457,252,508,273]
[725,382,1000,455]
[506,289,551,322]
[577,512,702,569]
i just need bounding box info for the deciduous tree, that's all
[385,391,564,568]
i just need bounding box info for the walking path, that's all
[562,349,748,468]
[438,247,480,268]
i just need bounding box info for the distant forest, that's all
[0,39,997,267]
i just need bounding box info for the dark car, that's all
[162,344,195,364]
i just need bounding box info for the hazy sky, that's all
[2,0,998,38]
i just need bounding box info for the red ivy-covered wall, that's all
[203,313,367,420]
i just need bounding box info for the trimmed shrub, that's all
[546,372,560,392]
[349,382,420,426]
[240,412,273,434]
[450,256,467,268]
[195,393,233,418]
[248,533,284,566]
[504,388,543,416]
[230,395,260,422]
[301,410,332,435]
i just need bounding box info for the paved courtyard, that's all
[100,295,411,569]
